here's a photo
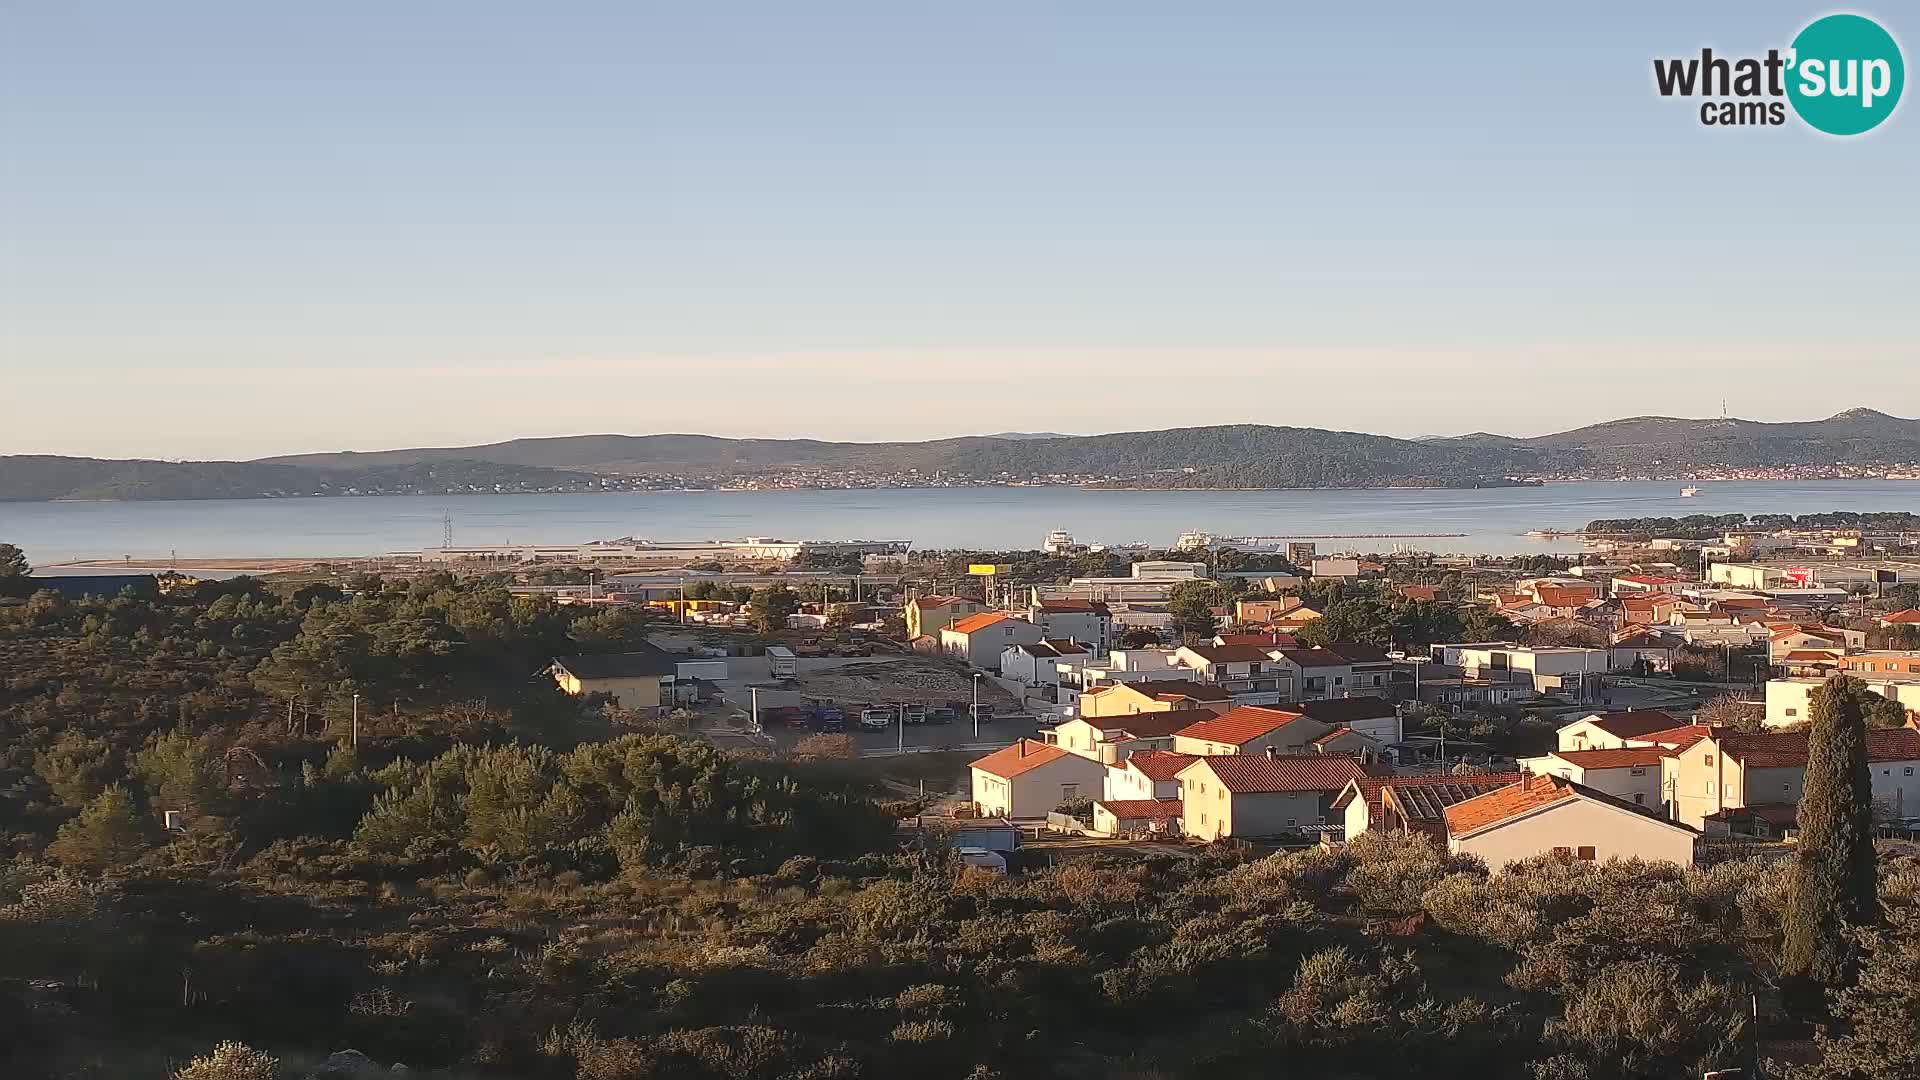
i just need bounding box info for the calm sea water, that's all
[4,481,1919,564]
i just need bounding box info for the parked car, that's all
[904,705,928,725]
[926,707,957,725]
[813,705,847,732]
[859,708,892,731]
[970,703,995,724]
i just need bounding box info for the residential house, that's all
[1091,799,1184,839]
[1078,679,1232,718]
[551,649,683,713]
[1780,649,1844,677]
[1050,709,1221,764]
[1398,584,1442,603]
[1272,648,1355,701]
[1001,640,1090,686]
[969,740,1109,820]
[1102,748,1196,802]
[1177,752,1382,841]
[1334,773,1524,840]
[1664,726,1920,829]
[1311,727,1383,756]
[1170,706,1334,757]
[1609,631,1679,674]
[1444,774,1699,871]
[1612,575,1685,597]
[1295,697,1406,744]
[1555,710,1682,752]
[1030,599,1114,654]
[1838,651,1920,678]
[1453,645,1612,696]
[1172,644,1295,706]
[1765,676,1920,728]
[905,595,984,639]
[1768,626,1853,664]
[1876,609,1920,629]
[1519,748,1669,811]
[940,612,1044,671]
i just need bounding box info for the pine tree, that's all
[47,785,153,872]
[1781,676,1881,1007]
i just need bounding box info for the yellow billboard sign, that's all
[968,563,1010,576]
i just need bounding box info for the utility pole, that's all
[972,673,983,739]
[352,693,360,749]
[897,703,905,755]
[750,686,761,735]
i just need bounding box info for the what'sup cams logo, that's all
[1654,13,1903,134]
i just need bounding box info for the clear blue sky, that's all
[2,1,1914,458]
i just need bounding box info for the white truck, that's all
[765,646,797,682]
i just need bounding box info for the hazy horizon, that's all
[4,3,1916,458]
[6,402,1917,463]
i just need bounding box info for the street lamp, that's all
[352,692,360,750]
[972,672,983,739]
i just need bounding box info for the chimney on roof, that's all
[1019,740,1029,757]
[1264,745,1278,760]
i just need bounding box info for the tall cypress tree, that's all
[1781,676,1881,1006]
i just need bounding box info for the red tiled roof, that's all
[1880,609,1920,625]
[1275,648,1352,669]
[1536,586,1595,608]
[1547,747,1671,768]
[947,611,1014,634]
[1635,724,1716,751]
[970,739,1076,779]
[1096,799,1183,820]
[1399,585,1439,602]
[1312,728,1371,746]
[1171,705,1309,746]
[1092,708,1222,740]
[1581,711,1680,739]
[1184,753,1381,794]
[1719,729,1920,769]
[1122,750,1199,781]
[1782,649,1843,662]
[1444,773,1582,836]
[1326,642,1395,665]
[910,595,971,609]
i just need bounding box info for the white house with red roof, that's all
[1048,708,1221,764]
[1554,710,1681,752]
[969,739,1108,820]
[1877,608,1920,629]
[939,611,1044,671]
[1000,639,1090,686]
[1665,726,1920,829]
[1170,706,1335,757]
[1102,749,1197,802]
[1444,774,1698,871]
[1177,752,1383,841]
[1029,598,1114,653]
[1519,747,1669,810]
[905,594,984,640]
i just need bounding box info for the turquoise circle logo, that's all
[1786,14,1904,135]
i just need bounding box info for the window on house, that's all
[1200,813,1208,825]
[1706,781,1714,794]
[1630,766,1646,776]
[1060,784,1078,800]
[1906,767,1915,776]
[1704,754,1714,766]
[1785,708,1797,717]
[1784,783,1791,792]
[1217,789,1225,801]
[1577,846,1596,861]
[1634,793,1646,805]
[1286,818,1297,827]
[1553,846,1572,857]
